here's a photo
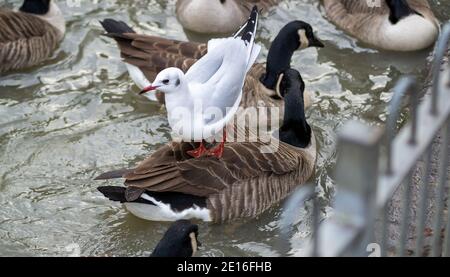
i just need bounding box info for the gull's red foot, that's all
[206,128,227,159]
[206,142,224,159]
[187,142,208,158]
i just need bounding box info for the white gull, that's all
[140,6,261,158]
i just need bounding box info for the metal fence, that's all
[283,22,450,257]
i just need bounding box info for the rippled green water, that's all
[0,0,449,257]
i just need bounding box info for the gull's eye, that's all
[162,79,169,85]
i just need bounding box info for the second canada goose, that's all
[95,68,316,223]
[176,0,281,34]
[323,0,439,51]
[100,19,324,116]
[151,220,201,257]
[0,0,65,74]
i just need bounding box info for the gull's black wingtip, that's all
[240,5,259,44]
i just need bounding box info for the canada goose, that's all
[151,220,200,257]
[176,0,281,34]
[99,19,324,114]
[95,68,316,223]
[323,0,439,51]
[0,0,65,74]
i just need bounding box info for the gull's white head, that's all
[140,68,184,95]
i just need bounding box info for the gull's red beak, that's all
[139,85,160,95]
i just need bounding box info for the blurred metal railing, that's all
[283,22,450,257]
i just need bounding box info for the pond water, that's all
[0,0,449,256]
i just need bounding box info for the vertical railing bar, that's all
[415,144,434,256]
[431,23,450,116]
[445,211,450,257]
[409,88,419,145]
[312,194,319,257]
[399,170,414,256]
[444,184,450,257]
[432,122,449,257]
[380,203,389,257]
[386,77,418,175]
[334,122,383,256]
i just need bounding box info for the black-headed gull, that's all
[139,6,261,158]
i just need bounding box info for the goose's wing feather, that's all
[323,0,389,39]
[100,19,207,81]
[324,0,434,17]
[121,139,310,198]
[117,34,206,81]
[0,9,60,73]
[325,0,388,15]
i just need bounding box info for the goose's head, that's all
[140,68,185,95]
[261,21,323,95]
[285,21,325,50]
[150,220,201,257]
[278,68,305,99]
[19,0,65,38]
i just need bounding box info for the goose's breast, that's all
[380,15,439,51]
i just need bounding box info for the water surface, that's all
[0,0,449,256]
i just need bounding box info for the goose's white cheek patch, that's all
[297,30,309,49]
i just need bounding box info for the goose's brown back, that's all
[110,32,207,82]
[120,130,316,223]
[0,9,60,74]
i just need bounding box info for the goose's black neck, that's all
[260,28,300,90]
[385,0,418,24]
[20,0,51,15]
[279,70,311,149]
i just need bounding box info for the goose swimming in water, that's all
[0,0,65,74]
[100,19,324,121]
[176,0,281,34]
[323,0,439,51]
[95,68,316,223]
[151,220,201,257]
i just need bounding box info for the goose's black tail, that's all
[99,19,135,41]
